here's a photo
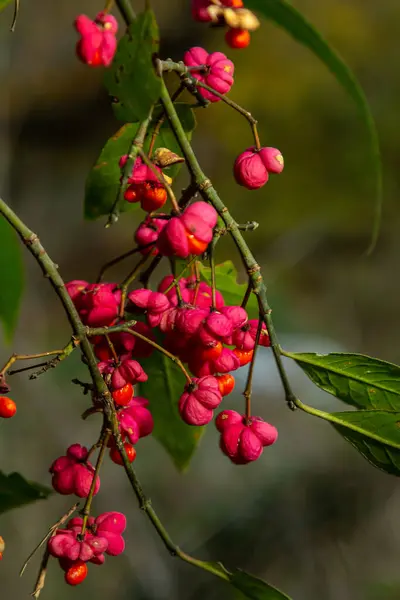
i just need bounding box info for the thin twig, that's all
[162,256,197,294]
[148,85,185,157]
[139,254,163,288]
[21,503,79,578]
[106,107,153,227]
[96,245,151,283]
[241,281,252,309]
[87,324,192,382]
[160,60,261,149]
[1,340,78,380]
[10,0,20,32]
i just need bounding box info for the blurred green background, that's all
[1,0,400,598]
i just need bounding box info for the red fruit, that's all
[216,374,235,397]
[233,348,254,366]
[76,42,102,67]
[199,341,223,362]
[93,342,113,362]
[140,182,167,212]
[110,443,136,466]
[186,233,208,255]
[112,383,134,407]
[124,184,140,203]
[65,560,88,586]
[0,396,16,418]
[225,28,251,49]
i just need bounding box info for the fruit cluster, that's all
[0,8,285,590]
[191,0,260,49]
[64,197,278,463]
[48,513,126,585]
[183,47,235,102]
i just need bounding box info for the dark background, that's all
[1,1,399,598]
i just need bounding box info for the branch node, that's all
[24,233,38,246]
[198,179,212,192]
[247,264,261,275]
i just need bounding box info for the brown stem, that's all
[105,334,120,364]
[21,502,80,596]
[96,245,150,283]
[87,323,192,383]
[241,281,252,309]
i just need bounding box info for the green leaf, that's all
[246,0,382,252]
[104,9,161,122]
[199,261,259,318]
[0,471,52,514]
[0,216,24,342]
[297,397,400,476]
[283,351,400,411]
[84,104,196,220]
[335,428,400,477]
[139,350,204,471]
[329,410,400,449]
[230,570,292,599]
[84,123,140,220]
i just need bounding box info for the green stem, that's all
[160,60,261,149]
[236,221,259,232]
[103,0,115,13]
[0,194,222,585]
[148,85,185,157]
[1,347,70,377]
[292,396,400,448]
[107,108,153,227]
[115,0,136,25]
[163,256,197,294]
[158,81,297,409]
